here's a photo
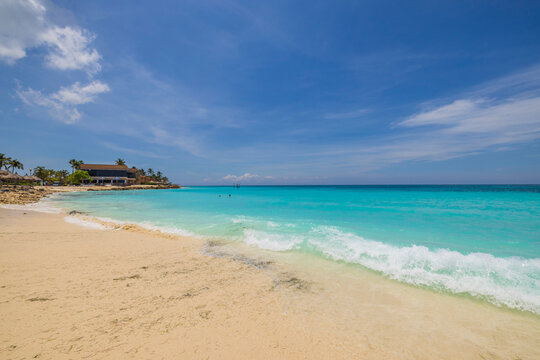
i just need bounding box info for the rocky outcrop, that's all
[0,184,181,205]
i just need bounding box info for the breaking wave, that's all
[241,225,540,314]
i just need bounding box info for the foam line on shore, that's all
[1,202,63,214]
[59,212,198,240]
[64,215,109,230]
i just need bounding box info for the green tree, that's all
[155,171,162,182]
[115,158,126,166]
[69,159,84,173]
[55,170,70,183]
[147,168,154,176]
[33,166,48,180]
[67,170,92,185]
[2,156,13,171]
[33,167,57,183]
[0,154,10,170]
[7,159,23,173]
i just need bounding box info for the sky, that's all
[1,0,540,185]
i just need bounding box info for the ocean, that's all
[46,185,540,314]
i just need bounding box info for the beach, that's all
[2,0,538,358]
[1,206,539,359]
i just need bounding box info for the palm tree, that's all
[8,159,23,173]
[69,159,83,173]
[0,154,9,170]
[1,154,12,171]
[156,171,163,182]
[115,158,126,166]
[137,168,146,176]
[147,168,154,176]
[33,166,47,180]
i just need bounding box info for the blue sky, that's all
[1,0,540,184]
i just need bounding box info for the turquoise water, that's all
[47,185,540,314]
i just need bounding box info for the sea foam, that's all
[62,214,197,238]
[64,215,108,230]
[242,225,540,314]
[243,228,303,251]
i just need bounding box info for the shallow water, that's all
[46,185,540,314]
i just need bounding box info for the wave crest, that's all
[241,225,540,314]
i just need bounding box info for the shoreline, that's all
[39,189,540,316]
[1,206,539,359]
[50,211,540,316]
[0,184,180,206]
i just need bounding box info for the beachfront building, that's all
[79,164,137,185]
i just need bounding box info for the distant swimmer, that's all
[219,195,221,197]
[229,194,231,197]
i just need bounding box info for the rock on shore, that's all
[0,184,180,205]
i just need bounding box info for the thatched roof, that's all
[23,175,41,182]
[0,172,23,180]
[0,169,10,176]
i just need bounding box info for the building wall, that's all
[85,169,135,178]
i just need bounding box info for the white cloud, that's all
[17,80,110,124]
[334,92,540,170]
[222,173,274,182]
[248,65,540,175]
[398,95,540,144]
[0,0,102,74]
[40,26,102,74]
[2,0,109,123]
[400,99,482,126]
[0,0,46,63]
[52,81,110,105]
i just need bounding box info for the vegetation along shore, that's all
[0,153,179,205]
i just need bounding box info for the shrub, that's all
[66,170,92,185]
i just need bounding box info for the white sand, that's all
[1,208,539,359]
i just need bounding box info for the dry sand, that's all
[1,208,539,359]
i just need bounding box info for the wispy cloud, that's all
[100,141,169,159]
[401,97,540,137]
[72,58,248,158]
[391,66,540,162]
[116,64,540,179]
[323,108,369,120]
[222,173,273,183]
[17,80,110,124]
[328,66,540,170]
[204,64,540,178]
[469,64,540,98]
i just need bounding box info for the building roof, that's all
[79,164,137,172]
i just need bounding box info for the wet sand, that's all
[1,208,539,359]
